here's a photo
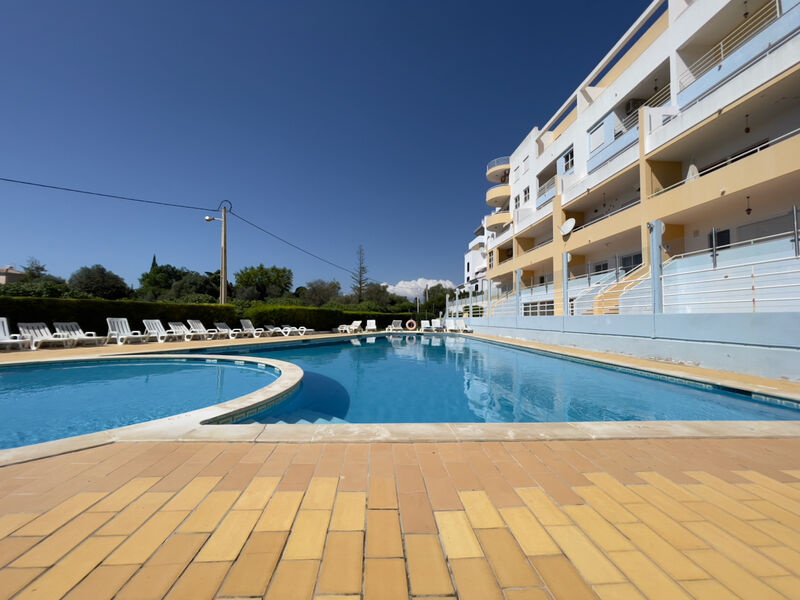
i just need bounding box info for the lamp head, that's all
[204,216,214,222]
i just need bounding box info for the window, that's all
[513,166,520,182]
[523,301,555,316]
[514,195,520,210]
[523,187,530,204]
[562,147,574,173]
[589,123,604,153]
[488,252,494,269]
[593,261,609,273]
[523,156,529,173]
[466,262,470,273]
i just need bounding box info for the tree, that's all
[138,262,190,300]
[21,257,48,281]
[234,264,293,300]
[304,279,341,307]
[69,265,131,299]
[351,245,368,302]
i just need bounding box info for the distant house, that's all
[0,266,23,285]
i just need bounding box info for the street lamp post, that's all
[205,201,230,304]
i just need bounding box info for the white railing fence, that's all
[677,0,780,91]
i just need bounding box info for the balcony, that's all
[587,84,670,173]
[469,236,485,251]
[677,0,797,108]
[486,156,511,183]
[486,210,511,233]
[486,184,511,208]
[536,176,556,208]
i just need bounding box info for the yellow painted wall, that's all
[596,10,669,89]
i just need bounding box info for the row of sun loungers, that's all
[0,317,312,351]
[338,319,474,334]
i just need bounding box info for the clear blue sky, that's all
[1,0,649,290]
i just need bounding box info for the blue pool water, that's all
[197,335,800,424]
[0,359,277,449]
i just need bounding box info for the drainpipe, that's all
[468,286,473,322]
[793,205,799,257]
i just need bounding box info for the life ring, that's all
[405,319,417,330]
[406,335,417,345]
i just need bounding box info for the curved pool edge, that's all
[0,354,303,467]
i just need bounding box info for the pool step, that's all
[263,409,349,425]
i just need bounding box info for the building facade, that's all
[455,0,800,320]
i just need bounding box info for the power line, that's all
[0,176,217,212]
[0,175,362,278]
[229,210,357,276]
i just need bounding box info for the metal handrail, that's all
[650,127,800,198]
[666,229,795,261]
[536,175,556,198]
[619,83,672,131]
[677,0,779,91]
[487,156,511,172]
[572,200,640,233]
[661,254,799,280]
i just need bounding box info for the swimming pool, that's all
[0,358,278,449]
[199,335,800,424]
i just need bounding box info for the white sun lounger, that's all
[420,320,434,332]
[431,319,444,332]
[143,320,183,343]
[365,320,377,332]
[386,319,403,332]
[187,320,224,340]
[18,322,77,350]
[53,322,106,346]
[240,319,264,338]
[456,319,474,333]
[107,318,147,345]
[215,322,249,339]
[338,320,362,333]
[0,318,32,351]
[168,322,206,342]
[445,319,459,333]
[280,325,307,336]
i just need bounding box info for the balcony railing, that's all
[619,84,672,132]
[486,156,511,172]
[536,175,556,201]
[677,0,780,92]
[650,126,800,198]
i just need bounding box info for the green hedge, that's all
[244,305,413,332]
[0,297,237,335]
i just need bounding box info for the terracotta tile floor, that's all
[1,439,800,599]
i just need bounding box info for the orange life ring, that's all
[405,319,417,330]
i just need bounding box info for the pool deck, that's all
[2,438,800,599]
[2,333,800,598]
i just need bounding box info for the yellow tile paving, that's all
[0,438,799,599]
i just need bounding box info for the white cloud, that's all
[383,278,455,300]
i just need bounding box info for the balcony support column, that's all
[515,269,522,325]
[468,287,473,320]
[649,220,664,314]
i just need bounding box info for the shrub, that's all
[0,296,236,334]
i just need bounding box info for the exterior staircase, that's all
[592,264,648,314]
[240,409,349,425]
